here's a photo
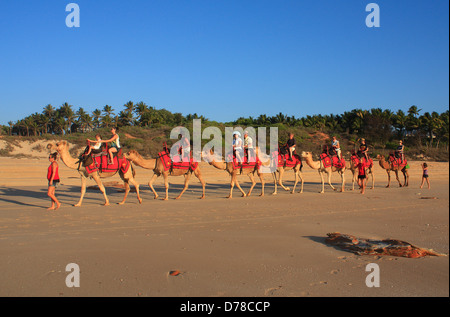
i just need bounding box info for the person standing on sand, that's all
[47,152,61,210]
[420,162,430,189]
[357,161,366,194]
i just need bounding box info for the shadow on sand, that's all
[303,235,354,254]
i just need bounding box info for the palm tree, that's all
[7,121,14,136]
[118,110,133,127]
[393,110,407,138]
[102,105,115,128]
[54,115,66,135]
[407,105,421,118]
[92,109,102,129]
[59,102,75,134]
[134,102,149,126]
[76,107,93,132]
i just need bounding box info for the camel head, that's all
[47,140,69,154]
[125,150,141,162]
[376,154,385,161]
[201,149,216,164]
[202,148,228,166]
[300,151,312,159]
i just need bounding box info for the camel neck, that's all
[304,156,320,169]
[131,157,157,169]
[58,148,80,170]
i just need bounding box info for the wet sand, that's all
[0,156,448,297]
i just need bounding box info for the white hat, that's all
[233,131,241,136]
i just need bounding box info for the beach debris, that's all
[325,232,446,258]
[169,270,182,276]
[420,197,437,199]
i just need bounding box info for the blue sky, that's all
[0,0,448,125]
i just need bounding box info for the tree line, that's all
[2,101,449,149]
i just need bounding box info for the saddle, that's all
[388,153,407,169]
[320,150,345,169]
[227,150,261,171]
[272,147,301,168]
[81,145,129,175]
[158,144,198,173]
[350,151,373,168]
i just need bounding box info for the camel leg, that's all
[175,173,191,200]
[234,176,246,197]
[395,170,402,187]
[298,170,304,193]
[74,176,87,207]
[319,171,325,194]
[403,169,409,187]
[272,172,278,195]
[386,170,391,188]
[327,171,336,191]
[148,173,159,199]
[118,181,130,205]
[162,172,169,200]
[129,177,142,203]
[370,169,375,189]
[247,174,256,197]
[259,172,265,196]
[340,170,345,192]
[121,177,142,204]
[194,168,206,199]
[228,174,237,198]
[93,174,109,206]
[278,169,290,191]
[291,170,298,194]
[351,171,356,191]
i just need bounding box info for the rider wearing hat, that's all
[233,131,243,163]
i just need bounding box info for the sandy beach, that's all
[0,145,448,298]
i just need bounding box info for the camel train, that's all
[46,138,410,206]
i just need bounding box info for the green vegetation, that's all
[1,102,448,161]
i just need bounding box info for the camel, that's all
[377,154,409,188]
[125,150,206,200]
[47,141,142,206]
[203,149,270,198]
[271,153,304,195]
[347,154,375,190]
[301,151,346,193]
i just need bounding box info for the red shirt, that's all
[358,163,366,176]
[47,162,60,181]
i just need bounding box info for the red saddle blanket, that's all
[350,155,373,168]
[389,154,407,168]
[85,153,130,175]
[158,150,198,172]
[226,153,261,170]
[320,153,345,169]
[271,151,301,168]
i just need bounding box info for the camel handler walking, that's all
[47,152,61,210]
